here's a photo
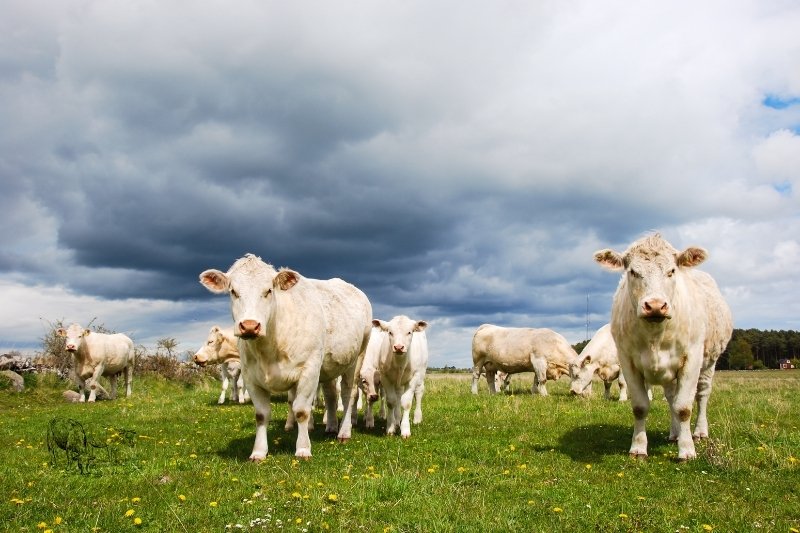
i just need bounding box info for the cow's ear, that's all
[274,270,300,291]
[594,249,624,271]
[210,325,221,334]
[676,247,707,268]
[373,319,389,332]
[200,269,229,293]
[582,355,591,367]
[414,320,428,332]
[56,328,66,337]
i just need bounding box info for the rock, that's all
[0,370,24,392]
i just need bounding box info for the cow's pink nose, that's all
[239,320,261,337]
[393,344,405,353]
[642,299,670,317]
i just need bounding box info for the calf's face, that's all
[193,327,223,366]
[569,355,596,396]
[373,316,427,354]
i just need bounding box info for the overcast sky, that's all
[2,0,799,367]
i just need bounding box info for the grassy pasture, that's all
[1,371,798,532]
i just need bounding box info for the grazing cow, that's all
[57,324,135,402]
[199,254,372,460]
[569,324,628,401]
[358,328,387,429]
[471,324,576,395]
[594,233,733,460]
[193,326,249,404]
[362,316,428,438]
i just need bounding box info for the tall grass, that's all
[1,371,798,532]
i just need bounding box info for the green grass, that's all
[1,371,799,532]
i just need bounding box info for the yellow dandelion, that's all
[178,494,186,502]
[131,497,141,504]
[209,501,218,507]
[457,466,466,473]
[55,517,63,525]
[328,494,338,502]
[45,530,53,533]
[757,446,765,451]
[291,492,302,498]
[585,464,592,469]
[637,496,646,501]
[788,456,798,465]
[552,507,563,513]
[702,525,713,531]
[527,500,534,505]
[509,444,516,451]
[295,518,303,524]
[134,517,142,526]
[37,522,47,529]
[502,469,510,475]
[518,464,527,469]
[342,475,350,480]
[789,528,799,533]
[619,514,628,519]
[617,472,625,478]
[189,454,197,459]
[427,468,435,473]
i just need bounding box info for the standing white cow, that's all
[594,233,733,461]
[57,323,135,402]
[569,324,628,401]
[199,254,372,460]
[361,316,428,438]
[193,326,248,404]
[358,328,387,429]
[471,325,576,396]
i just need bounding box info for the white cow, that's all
[471,324,576,396]
[200,254,372,460]
[595,233,733,461]
[569,324,628,401]
[193,326,249,404]
[57,323,135,402]
[361,316,428,438]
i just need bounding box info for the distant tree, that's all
[572,340,590,354]
[156,338,179,359]
[727,337,754,370]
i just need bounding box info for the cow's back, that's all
[309,278,372,375]
[82,333,134,372]
[690,270,733,365]
[472,326,546,372]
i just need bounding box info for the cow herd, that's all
[59,233,732,462]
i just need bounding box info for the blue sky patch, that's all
[773,181,793,196]
[763,94,800,109]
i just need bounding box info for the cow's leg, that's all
[247,383,272,461]
[399,384,415,439]
[603,381,612,400]
[291,378,317,459]
[336,365,359,442]
[87,364,106,402]
[384,385,398,435]
[413,380,424,425]
[672,349,703,460]
[321,379,339,434]
[486,369,498,395]
[109,373,118,400]
[77,377,87,402]
[124,364,133,397]
[531,357,548,396]
[662,382,679,441]
[240,379,249,404]
[620,358,649,458]
[693,364,716,440]
[218,365,230,404]
[617,372,628,402]
[471,364,482,394]
[285,387,297,431]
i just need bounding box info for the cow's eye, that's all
[263,288,272,298]
[629,269,641,279]
[230,288,239,298]
[667,268,675,278]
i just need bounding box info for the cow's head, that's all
[569,354,597,397]
[200,254,299,339]
[594,233,707,323]
[193,325,224,366]
[360,367,382,403]
[56,323,90,353]
[372,315,427,355]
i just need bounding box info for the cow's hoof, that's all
[295,449,312,459]
[629,452,647,461]
[248,454,267,462]
[337,436,350,443]
[401,434,411,440]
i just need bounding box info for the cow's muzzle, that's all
[238,319,261,338]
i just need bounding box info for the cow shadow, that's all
[548,423,673,462]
